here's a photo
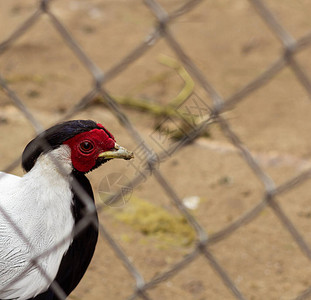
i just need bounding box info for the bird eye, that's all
[79,140,94,154]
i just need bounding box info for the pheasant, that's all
[0,120,133,299]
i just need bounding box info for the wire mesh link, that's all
[1,0,311,299]
[0,8,43,55]
[249,0,296,47]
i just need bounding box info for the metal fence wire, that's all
[2,0,311,299]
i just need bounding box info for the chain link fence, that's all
[1,0,311,299]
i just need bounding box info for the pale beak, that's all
[98,143,134,160]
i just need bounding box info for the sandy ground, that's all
[1,0,311,299]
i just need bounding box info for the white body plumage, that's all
[0,146,74,300]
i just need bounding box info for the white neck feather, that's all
[0,145,76,299]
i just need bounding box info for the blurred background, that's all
[1,0,311,299]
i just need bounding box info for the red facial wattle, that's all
[63,128,116,172]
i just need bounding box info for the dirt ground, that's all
[1,0,311,299]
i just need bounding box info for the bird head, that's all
[22,120,134,174]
